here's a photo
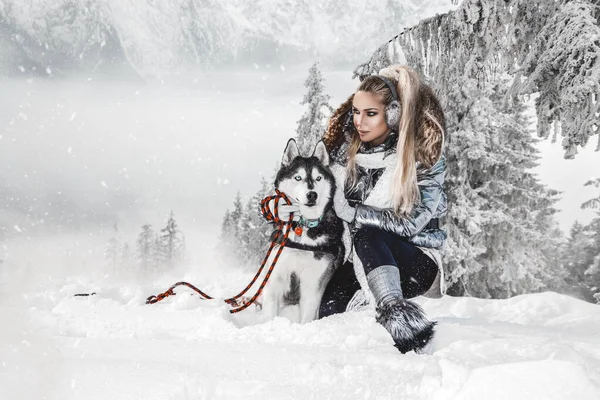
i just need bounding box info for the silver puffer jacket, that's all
[331,133,447,249]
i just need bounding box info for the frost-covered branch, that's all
[582,177,600,209]
[584,178,600,188]
[355,0,600,159]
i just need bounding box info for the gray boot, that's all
[367,265,436,354]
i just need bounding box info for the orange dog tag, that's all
[294,226,303,236]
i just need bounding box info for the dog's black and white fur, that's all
[261,139,345,323]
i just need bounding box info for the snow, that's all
[2,264,599,400]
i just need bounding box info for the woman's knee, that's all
[353,227,381,253]
[353,227,395,273]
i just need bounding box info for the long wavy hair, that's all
[323,65,446,216]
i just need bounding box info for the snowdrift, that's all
[2,268,599,400]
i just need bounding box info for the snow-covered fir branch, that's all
[355,0,600,159]
[582,178,600,209]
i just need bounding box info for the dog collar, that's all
[292,216,322,236]
[298,216,322,228]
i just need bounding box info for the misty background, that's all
[0,0,597,276]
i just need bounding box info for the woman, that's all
[320,65,447,354]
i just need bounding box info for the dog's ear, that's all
[311,141,329,166]
[282,138,300,166]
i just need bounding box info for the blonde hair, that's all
[323,65,446,216]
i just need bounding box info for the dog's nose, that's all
[307,191,318,203]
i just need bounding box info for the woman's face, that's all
[352,90,391,146]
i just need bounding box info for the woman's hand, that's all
[260,195,301,222]
[275,200,301,222]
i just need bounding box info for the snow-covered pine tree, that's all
[482,84,565,297]
[564,221,595,295]
[153,234,164,267]
[218,176,278,268]
[237,199,254,264]
[136,224,156,271]
[441,78,488,295]
[218,210,233,257]
[217,193,244,265]
[228,192,245,261]
[354,0,600,159]
[442,79,565,297]
[158,210,185,267]
[229,192,244,225]
[581,179,600,303]
[105,223,121,273]
[354,0,600,297]
[583,216,600,303]
[241,177,274,267]
[218,209,235,251]
[121,242,132,269]
[295,62,332,156]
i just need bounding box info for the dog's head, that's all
[274,139,335,220]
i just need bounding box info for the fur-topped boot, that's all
[367,265,436,354]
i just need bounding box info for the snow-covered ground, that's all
[2,263,600,400]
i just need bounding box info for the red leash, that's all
[146,190,294,314]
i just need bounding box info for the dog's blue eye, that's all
[294,176,302,181]
[316,176,322,181]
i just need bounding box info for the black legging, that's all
[319,227,438,318]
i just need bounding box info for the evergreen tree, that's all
[218,209,239,264]
[354,0,600,297]
[136,224,155,271]
[443,80,565,297]
[218,178,278,268]
[228,192,245,260]
[154,234,164,267]
[229,192,244,225]
[295,62,332,156]
[585,227,600,302]
[237,198,254,262]
[564,221,593,286]
[121,242,132,269]
[158,210,185,266]
[242,177,274,267]
[355,0,600,158]
[581,180,600,303]
[105,223,121,273]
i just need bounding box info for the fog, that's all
[1,62,598,275]
[0,65,358,271]
[0,0,470,274]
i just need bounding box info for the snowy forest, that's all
[105,211,186,274]
[1,1,600,398]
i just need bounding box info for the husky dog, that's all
[261,139,345,323]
